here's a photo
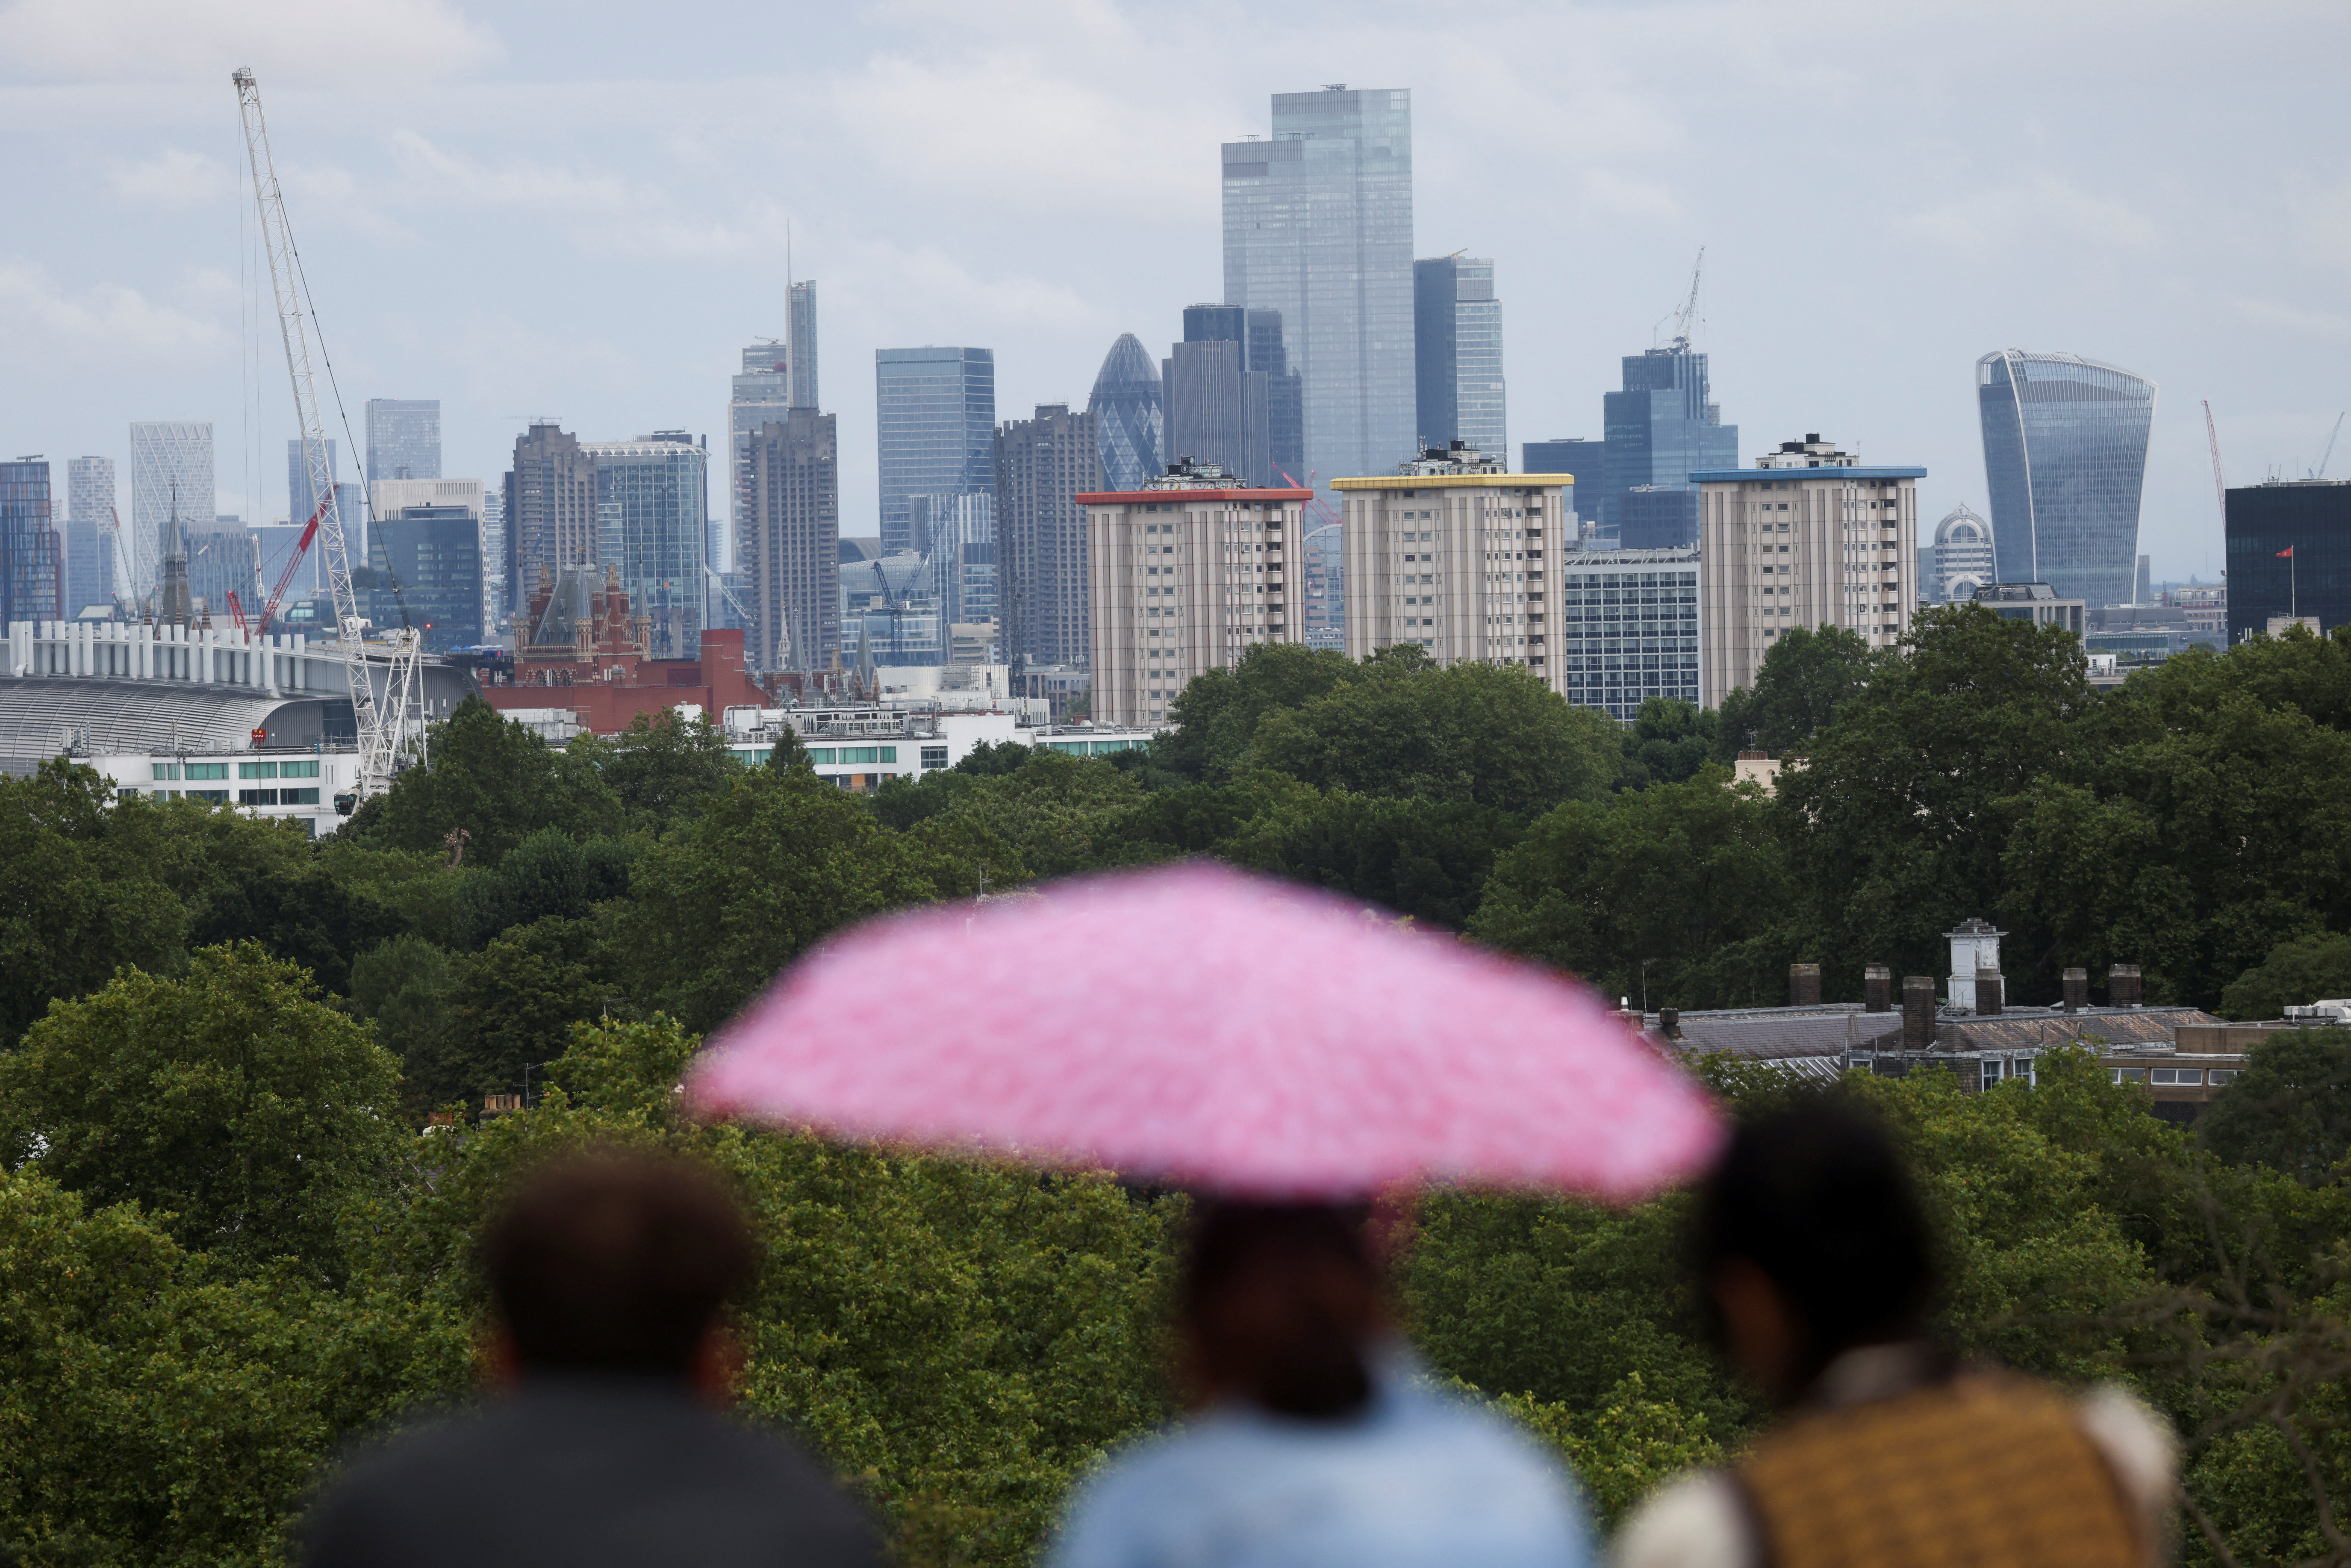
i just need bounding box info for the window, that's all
[809,748,837,764]
[281,787,320,805]
[2111,1067,2146,1083]
[239,761,277,779]
[879,747,897,764]
[239,788,280,806]
[117,787,140,799]
[920,746,948,769]
[2208,1069,2239,1086]
[184,762,229,780]
[279,759,320,778]
[187,789,228,803]
[2150,1067,2202,1085]
[151,762,179,781]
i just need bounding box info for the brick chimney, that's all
[1975,964,2003,1016]
[2062,968,2088,1013]
[2109,964,2143,1007]
[1864,965,1892,1012]
[1789,963,1822,1007]
[1902,976,1936,1050]
[1658,1007,1683,1041]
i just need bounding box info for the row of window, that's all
[149,759,323,781]
[239,787,322,806]
[2114,1066,2238,1086]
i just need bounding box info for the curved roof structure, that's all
[1935,502,1990,546]
[1087,333,1163,492]
[1975,350,2155,607]
[0,678,339,764]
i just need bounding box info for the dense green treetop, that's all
[2198,1026,2351,1184]
[569,710,746,833]
[1616,697,1723,791]
[355,696,624,864]
[1158,642,1358,781]
[0,943,404,1279]
[1712,623,1880,759]
[2220,933,2351,1022]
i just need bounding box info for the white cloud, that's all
[2228,295,2351,343]
[0,0,501,83]
[0,259,221,353]
[384,129,633,212]
[1900,176,2161,253]
[105,147,234,210]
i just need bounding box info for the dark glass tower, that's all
[1249,309,1305,481]
[1414,256,1504,459]
[875,347,994,556]
[996,403,1101,672]
[1976,351,2156,607]
[0,459,60,626]
[368,506,484,650]
[1165,307,1270,486]
[364,399,441,482]
[2225,480,2351,644]
[1087,334,1163,492]
[1600,349,1738,545]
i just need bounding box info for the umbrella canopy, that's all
[689,863,1722,1200]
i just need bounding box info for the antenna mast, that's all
[233,67,419,798]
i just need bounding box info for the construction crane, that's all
[2316,412,2345,480]
[233,68,423,797]
[1663,248,1705,352]
[224,589,250,635]
[2203,400,2228,524]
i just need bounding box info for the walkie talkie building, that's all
[1975,351,2156,608]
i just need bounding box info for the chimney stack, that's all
[1789,963,1822,1007]
[1975,965,2004,1016]
[2062,968,2088,1013]
[1658,1007,1683,1040]
[2109,964,2142,1007]
[1864,965,1892,1013]
[1902,976,1936,1050]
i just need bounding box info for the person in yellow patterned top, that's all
[1613,1099,2177,1568]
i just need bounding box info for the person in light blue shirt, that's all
[1046,1201,1597,1568]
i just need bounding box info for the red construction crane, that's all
[255,494,328,634]
[225,589,250,635]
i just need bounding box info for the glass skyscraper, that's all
[730,341,793,576]
[368,505,484,650]
[876,347,994,556]
[1223,87,1415,492]
[1600,350,1737,546]
[787,281,819,411]
[585,435,709,659]
[1087,333,1163,492]
[1414,256,1504,460]
[0,458,60,626]
[1976,350,2156,608]
[364,399,441,482]
[64,456,116,616]
[130,421,212,603]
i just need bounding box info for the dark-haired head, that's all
[1695,1096,1937,1403]
[481,1147,754,1382]
[1179,1200,1382,1421]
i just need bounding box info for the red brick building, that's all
[480,564,768,734]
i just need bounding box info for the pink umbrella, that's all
[689,863,1722,1200]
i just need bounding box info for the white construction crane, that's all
[1664,248,1705,352]
[233,68,424,798]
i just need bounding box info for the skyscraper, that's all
[746,407,840,673]
[365,399,441,482]
[1414,256,1505,460]
[130,421,213,601]
[876,347,995,556]
[1523,439,1603,536]
[996,403,1100,671]
[1164,318,1269,488]
[1087,334,1163,492]
[369,505,484,650]
[1223,86,1415,490]
[585,433,709,659]
[504,423,598,614]
[729,340,793,578]
[1600,348,1738,547]
[1249,309,1305,481]
[289,436,367,572]
[64,456,116,615]
[787,281,819,411]
[1976,351,2156,609]
[0,458,60,626]
[186,517,259,624]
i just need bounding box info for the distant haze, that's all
[1,0,2343,584]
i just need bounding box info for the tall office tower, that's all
[876,347,995,556]
[1082,460,1311,728]
[369,505,484,650]
[285,436,365,563]
[1414,256,1505,460]
[913,493,997,636]
[1556,548,1703,721]
[1164,314,1270,487]
[746,407,840,673]
[584,433,708,660]
[130,421,213,601]
[1088,333,1164,492]
[1300,520,1345,650]
[1223,86,1416,496]
[186,519,259,623]
[1931,504,1995,603]
[1248,309,1305,481]
[1600,348,1737,547]
[0,459,61,625]
[1694,436,1922,706]
[787,281,819,410]
[504,423,598,616]
[2136,554,2152,604]
[996,403,1101,672]
[729,340,793,577]
[1334,445,1570,691]
[1523,439,1603,536]
[478,483,507,631]
[2223,478,2350,643]
[64,456,116,615]
[1976,351,2156,608]
[365,399,441,482]
[253,522,323,614]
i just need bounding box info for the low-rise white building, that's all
[720,704,1150,790]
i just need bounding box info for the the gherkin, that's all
[1087,333,1162,492]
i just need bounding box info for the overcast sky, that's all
[3,0,2345,583]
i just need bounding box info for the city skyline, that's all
[3,4,2342,587]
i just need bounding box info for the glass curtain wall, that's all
[1976,351,2156,608]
